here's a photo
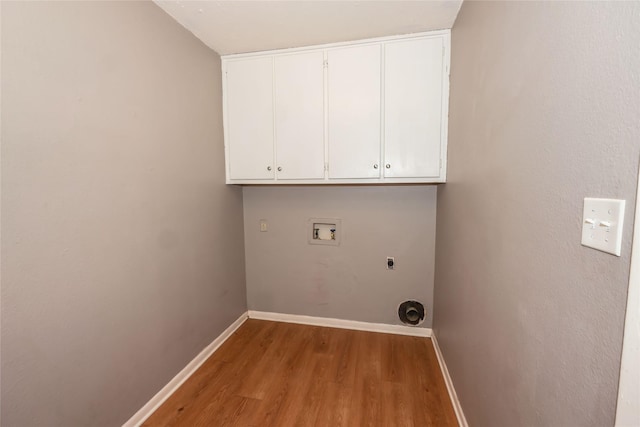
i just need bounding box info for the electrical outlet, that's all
[386,257,395,270]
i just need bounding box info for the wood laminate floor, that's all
[143,319,458,427]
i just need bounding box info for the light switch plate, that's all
[581,198,625,256]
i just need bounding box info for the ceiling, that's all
[154,1,463,56]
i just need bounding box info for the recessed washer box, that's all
[308,218,341,246]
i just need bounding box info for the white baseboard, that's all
[247,310,431,337]
[431,332,468,427]
[122,312,249,427]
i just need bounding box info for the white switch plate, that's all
[259,219,268,232]
[581,198,625,256]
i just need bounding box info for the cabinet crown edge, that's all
[221,30,451,61]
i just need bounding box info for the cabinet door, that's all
[274,52,325,180]
[225,57,274,180]
[384,37,444,178]
[327,45,382,179]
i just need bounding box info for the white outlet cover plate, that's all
[581,198,625,256]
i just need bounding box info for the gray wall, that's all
[1,2,247,426]
[434,2,640,426]
[243,186,437,327]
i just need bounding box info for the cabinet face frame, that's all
[222,30,450,185]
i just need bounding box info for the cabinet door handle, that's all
[267,166,272,171]
[277,166,282,172]
[385,164,391,169]
[373,164,379,169]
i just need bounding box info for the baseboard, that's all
[431,332,469,427]
[247,310,431,337]
[122,312,249,427]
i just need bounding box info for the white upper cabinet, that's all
[384,37,445,178]
[327,45,381,179]
[224,56,274,180]
[274,52,325,180]
[222,31,450,184]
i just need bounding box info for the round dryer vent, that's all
[398,300,425,326]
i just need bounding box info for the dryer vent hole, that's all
[406,308,420,323]
[398,300,425,326]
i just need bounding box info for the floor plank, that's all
[143,319,457,427]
